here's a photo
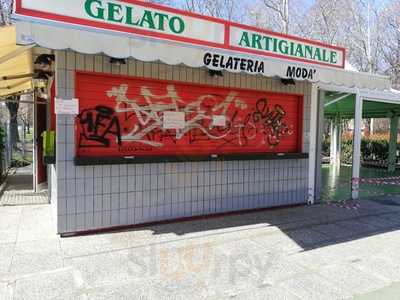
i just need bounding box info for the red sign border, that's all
[15,0,346,69]
[74,70,305,158]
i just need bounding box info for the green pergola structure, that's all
[324,92,400,173]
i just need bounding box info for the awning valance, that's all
[14,19,393,93]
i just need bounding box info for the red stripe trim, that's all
[15,0,345,69]
[15,0,22,13]
[224,23,230,46]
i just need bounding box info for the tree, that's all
[247,0,308,35]
[261,0,290,34]
[345,0,382,73]
[299,0,383,73]
[6,98,20,149]
[0,0,12,26]
[378,0,400,88]
[143,0,174,5]
[299,0,349,44]
[1,0,20,148]
[19,104,31,136]
[183,0,244,22]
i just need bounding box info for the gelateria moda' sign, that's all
[203,52,318,81]
[15,0,345,68]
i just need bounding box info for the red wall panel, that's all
[75,72,303,158]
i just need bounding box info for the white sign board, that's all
[15,0,345,69]
[17,0,225,45]
[212,115,227,127]
[55,98,79,115]
[163,111,186,129]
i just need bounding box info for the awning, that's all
[14,19,392,92]
[325,93,400,119]
[0,26,33,99]
[12,0,399,100]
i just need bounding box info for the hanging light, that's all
[281,78,296,86]
[33,70,52,95]
[208,69,223,77]
[34,54,55,68]
[110,57,127,66]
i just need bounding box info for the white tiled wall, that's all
[54,50,312,234]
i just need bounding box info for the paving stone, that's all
[357,215,400,230]
[10,239,63,275]
[142,240,272,299]
[318,264,388,295]
[379,213,400,225]
[0,214,21,231]
[228,286,301,300]
[0,208,21,245]
[0,281,13,300]
[148,273,215,300]
[281,273,352,300]
[0,244,15,276]
[283,228,330,248]
[16,206,57,242]
[352,281,400,300]
[13,268,83,300]
[250,231,303,254]
[66,279,155,300]
[260,255,308,286]
[312,223,354,240]
[60,232,132,257]
[288,245,347,270]
[64,249,151,288]
[351,256,400,283]
[0,229,18,245]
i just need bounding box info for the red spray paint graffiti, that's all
[75,72,303,157]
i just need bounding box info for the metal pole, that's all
[352,91,363,200]
[308,84,320,205]
[6,121,11,167]
[334,116,342,166]
[330,119,335,165]
[33,90,37,193]
[21,122,25,158]
[388,115,398,173]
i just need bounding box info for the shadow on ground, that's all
[85,195,400,253]
[3,197,400,299]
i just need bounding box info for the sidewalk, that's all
[0,165,48,206]
[1,197,400,299]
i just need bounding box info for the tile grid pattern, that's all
[54,50,312,234]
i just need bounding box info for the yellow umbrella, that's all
[0,26,34,99]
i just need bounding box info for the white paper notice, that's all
[163,111,186,129]
[212,115,227,127]
[55,98,79,115]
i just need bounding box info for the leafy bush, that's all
[327,136,392,164]
[361,138,389,161]
[322,137,330,156]
[341,139,353,164]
